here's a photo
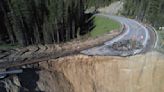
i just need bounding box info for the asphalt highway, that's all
[0,14,156,69]
[81,14,154,56]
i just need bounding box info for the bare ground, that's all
[35,51,164,92]
[2,51,164,92]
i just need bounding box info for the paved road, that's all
[0,14,156,69]
[98,1,123,15]
[81,14,154,56]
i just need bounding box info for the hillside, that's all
[1,51,164,92]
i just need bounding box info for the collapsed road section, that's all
[81,14,156,56]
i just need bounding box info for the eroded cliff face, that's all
[1,51,164,92]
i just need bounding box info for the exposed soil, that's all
[1,51,164,92]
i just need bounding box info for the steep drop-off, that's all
[1,51,164,92]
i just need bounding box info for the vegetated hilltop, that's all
[1,51,164,92]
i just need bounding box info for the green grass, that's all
[90,16,121,37]
[0,16,121,49]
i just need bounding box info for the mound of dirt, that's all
[1,51,164,92]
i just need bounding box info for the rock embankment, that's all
[1,51,164,92]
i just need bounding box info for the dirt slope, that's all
[1,51,164,92]
[36,51,164,92]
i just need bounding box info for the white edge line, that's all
[98,14,131,45]
[105,23,130,45]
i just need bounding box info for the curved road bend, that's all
[81,14,155,56]
[0,14,156,69]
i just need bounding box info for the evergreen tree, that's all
[0,0,114,46]
[123,0,164,27]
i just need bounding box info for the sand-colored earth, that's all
[1,51,164,92]
[34,51,164,92]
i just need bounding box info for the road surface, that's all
[98,1,123,15]
[0,14,156,69]
[81,14,156,56]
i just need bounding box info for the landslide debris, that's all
[111,39,143,51]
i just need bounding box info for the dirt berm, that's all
[1,51,164,92]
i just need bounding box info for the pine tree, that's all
[0,0,113,46]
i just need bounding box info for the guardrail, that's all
[148,25,159,48]
[146,25,164,54]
